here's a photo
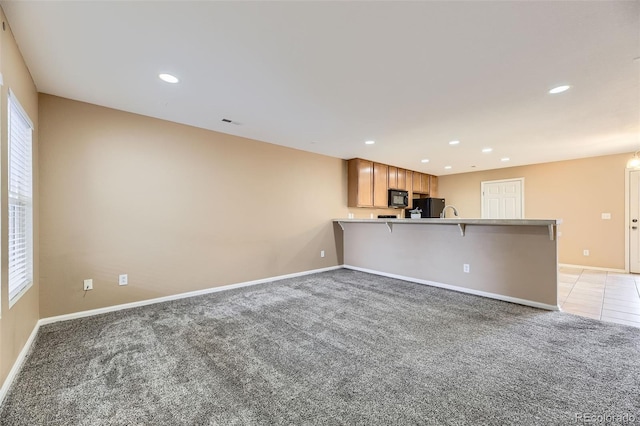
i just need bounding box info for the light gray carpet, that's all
[1,269,639,425]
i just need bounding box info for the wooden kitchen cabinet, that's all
[388,166,398,189]
[388,166,410,191]
[373,163,389,208]
[348,158,373,207]
[429,175,438,197]
[388,167,408,191]
[412,172,432,195]
[406,170,413,205]
[348,158,437,208]
[421,173,430,195]
[397,168,407,190]
[412,172,423,194]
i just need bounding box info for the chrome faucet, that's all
[440,205,459,218]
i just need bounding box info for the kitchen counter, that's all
[334,218,559,225]
[334,218,561,239]
[334,217,560,309]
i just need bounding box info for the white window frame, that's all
[8,90,34,308]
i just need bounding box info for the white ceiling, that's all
[2,1,639,175]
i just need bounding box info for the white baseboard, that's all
[343,265,560,311]
[39,265,342,326]
[0,321,40,407]
[559,263,627,273]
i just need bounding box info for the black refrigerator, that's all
[406,197,446,218]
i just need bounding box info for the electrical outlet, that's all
[83,279,93,291]
[601,213,611,220]
[463,264,470,273]
[583,249,590,256]
[119,274,128,286]
[320,250,325,258]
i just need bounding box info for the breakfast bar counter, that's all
[334,218,561,309]
[335,218,560,239]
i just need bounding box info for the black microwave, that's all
[388,189,409,208]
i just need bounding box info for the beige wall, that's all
[0,9,40,394]
[438,153,629,270]
[39,94,348,318]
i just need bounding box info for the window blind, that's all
[8,92,33,303]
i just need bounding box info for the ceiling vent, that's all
[221,118,240,125]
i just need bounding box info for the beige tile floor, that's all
[559,267,640,328]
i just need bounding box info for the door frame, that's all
[480,178,525,219]
[624,167,634,273]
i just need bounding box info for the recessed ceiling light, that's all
[482,148,493,153]
[444,165,452,170]
[421,159,430,163]
[365,140,375,145]
[501,157,510,162]
[449,140,460,145]
[159,73,179,83]
[549,85,570,94]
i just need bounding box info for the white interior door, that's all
[482,178,524,219]
[629,170,640,273]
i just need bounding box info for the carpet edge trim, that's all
[344,265,559,311]
[38,265,343,326]
[0,321,40,407]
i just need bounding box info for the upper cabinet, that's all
[429,175,439,197]
[411,171,431,195]
[348,158,438,208]
[388,166,397,189]
[373,163,389,208]
[397,168,407,190]
[348,158,373,207]
[388,167,408,191]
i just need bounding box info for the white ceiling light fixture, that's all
[482,148,493,153]
[421,159,430,163]
[364,140,375,145]
[449,140,460,145]
[444,165,452,169]
[159,73,179,83]
[501,157,510,162]
[549,85,570,94]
